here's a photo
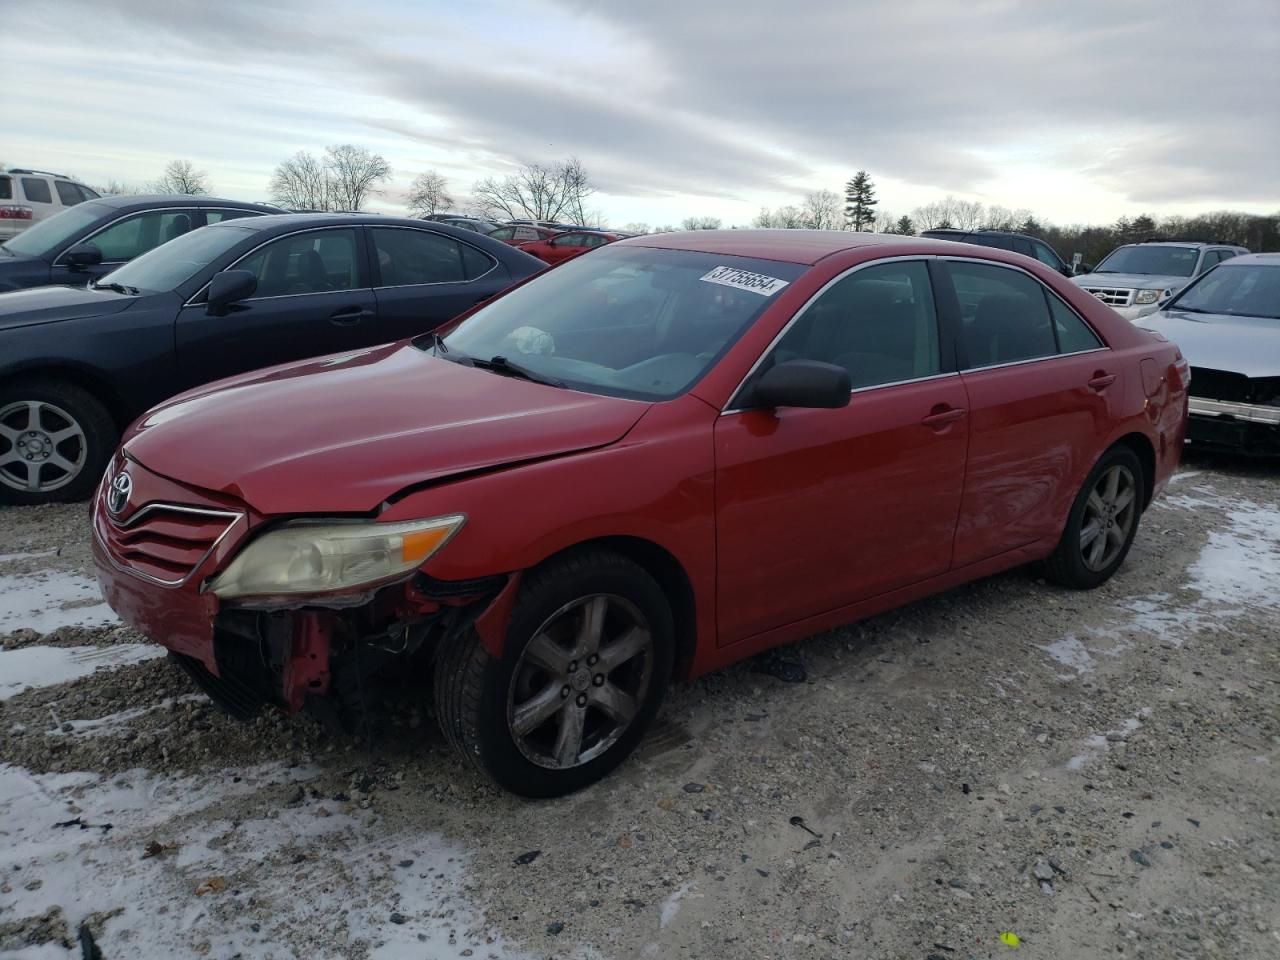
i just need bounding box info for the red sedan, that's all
[92,231,1188,797]
[485,223,562,246]
[517,228,629,265]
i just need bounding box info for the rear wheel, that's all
[0,380,116,505]
[434,549,674,797]
[1045,446,1144,589]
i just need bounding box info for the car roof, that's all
[922,228,1040,242]
[207,212,506,234]
[1221,252,1280,266]
[620,229,969,265]
[92,194,282,213]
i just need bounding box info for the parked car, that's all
[507,219,582,230]
[1137,252,1280,455]
[421,214,502,235]
[517,229,630,265]
[0,168,100,242]
[486,224,564,246]
[920,228,1074,277]
[0,195,280,292]
[0,214,544,504]
[90,230,1187,797]
[1073,240,1248,321]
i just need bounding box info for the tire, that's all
[434,549,675,798]
[1044,445,1144,589]
[0,379,117,505]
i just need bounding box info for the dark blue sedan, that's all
[0,194,281,291]
[0,214,546,503]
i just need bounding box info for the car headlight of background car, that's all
[207,515,465,599]
[1134,288,1172,305]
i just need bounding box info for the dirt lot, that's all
[1,451,1277,960]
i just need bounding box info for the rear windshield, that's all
[439,245,806,401]
[1,203,104,257]
[99,224,254,294]
[1169,264,1280,321]
[1094,245,1199,277]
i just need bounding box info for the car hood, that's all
[1138,309,1280,379]
[124,342,650,514]
[0,284,136,331]
[1073,272,1189,291]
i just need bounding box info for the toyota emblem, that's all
[107,470,132,515]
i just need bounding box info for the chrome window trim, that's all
[54,206,203,266]
[368,223,498,289]
[93,501,246,588]
[185,225,368,307]
[722,370,961,416]
[960,345,1109,374]
[721,255,940,414]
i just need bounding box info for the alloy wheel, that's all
[506,593,654,770]
[1079,463,1137,571]
[0,400,88,494]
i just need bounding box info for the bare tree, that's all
[872,210,899,234]
[90,179,145,196]
[407,170,453,217]
[325,144,390,211]
[681,216,722,230]
[753,205,806,228]
[472,158,596,223]
[269,151,333,210]
[622,222,652,235]
[151,159,209,195]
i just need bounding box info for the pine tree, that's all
[844,171,877,231]
[894,215,915,236]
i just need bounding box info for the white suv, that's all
[0,168,100,241]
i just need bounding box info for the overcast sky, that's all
[6,0,1278,226]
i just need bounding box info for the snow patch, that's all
[660,881,693,929]
[0,571,117,633]
[1039,633,1097,679]
[1188,500,1280,611]
[0,644,164,700]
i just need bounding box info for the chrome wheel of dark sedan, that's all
[1079,464,1138,571]
[0,400,87,494]
[507,594,654,769]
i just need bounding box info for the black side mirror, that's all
[1073,262,1094,276]
[206,270,258,316]
[64,243,103,269]
[750,359,851,410]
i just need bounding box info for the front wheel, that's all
[1044,446,1144,589]
[0,380,117,505]
[434,549,674,797]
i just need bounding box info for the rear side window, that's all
[488,227,515,241]
[0,176,12,200]
[1048,293,1103,353]
[55,181,85,206]
[1031,240,1062,269]
[460,243,496,279]
[82,210,194,262]
[236,228,361,297]
[766,260,941,389]
[949,262,1057,367]
[205,209,261,224]
[373,228,472,285]
[972,233,1013,251]
[1011,238,1034,257]
[21,178,52,204]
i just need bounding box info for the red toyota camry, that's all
[517,228,630,265]
[92,231,1188,797]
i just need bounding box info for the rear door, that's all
[174,226,377,389]
[938,258,1113,567]
[369,226,504,340]
[714,258,969,643]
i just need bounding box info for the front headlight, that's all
[1134,288,1171,305]
[208,514,465,599]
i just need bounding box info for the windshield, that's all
[1169,264,1280,321]
[1094,245,1199,277]
[438,245,805,401]
[1,203,104,258]
[99,224,254,294]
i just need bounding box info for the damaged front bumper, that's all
[1187,398,1280,456]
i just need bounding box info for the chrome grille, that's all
[1082,286,1133,307]
[99,503,242,586]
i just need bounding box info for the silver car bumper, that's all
[1188,397,1280,425]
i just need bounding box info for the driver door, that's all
[542,232,591,265]
[713,259,968,644]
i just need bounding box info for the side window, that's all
[459,243,496,279]
[553,233,585,247]
[582,234,609,249]
[0,177,11,200]
[21,178,53,204]
[1047,293,1103,353]
[1218,249,1238,262]
[1198,251,1221,273]
[205,209,261,225]
[1031,240,1062,269]
[78,184,100,201]
[55,182,85,206]
[513,227,538,241]
[766,261,941,389]
[82,210,194,262]
[949,261,1057,368]
[236,228,360,297]
[1012,238,1035,257]
[972,233,1013,251]
[372,228,471,285]
[488,227,514,241]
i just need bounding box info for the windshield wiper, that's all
[469,354,565,388]
[427,331,449,354]
[91,280,139,295]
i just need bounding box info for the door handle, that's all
[329,306,372,325]
[921,405,967,429]
[1087,372,1117,391]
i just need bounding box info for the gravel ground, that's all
[1,450,1277,960]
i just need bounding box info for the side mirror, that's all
[750,359,851,410]
[64,243,103,269]
[206,270,258,316]
[1073,262,1094,276]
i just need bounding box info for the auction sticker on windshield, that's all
[700,265,790,296]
